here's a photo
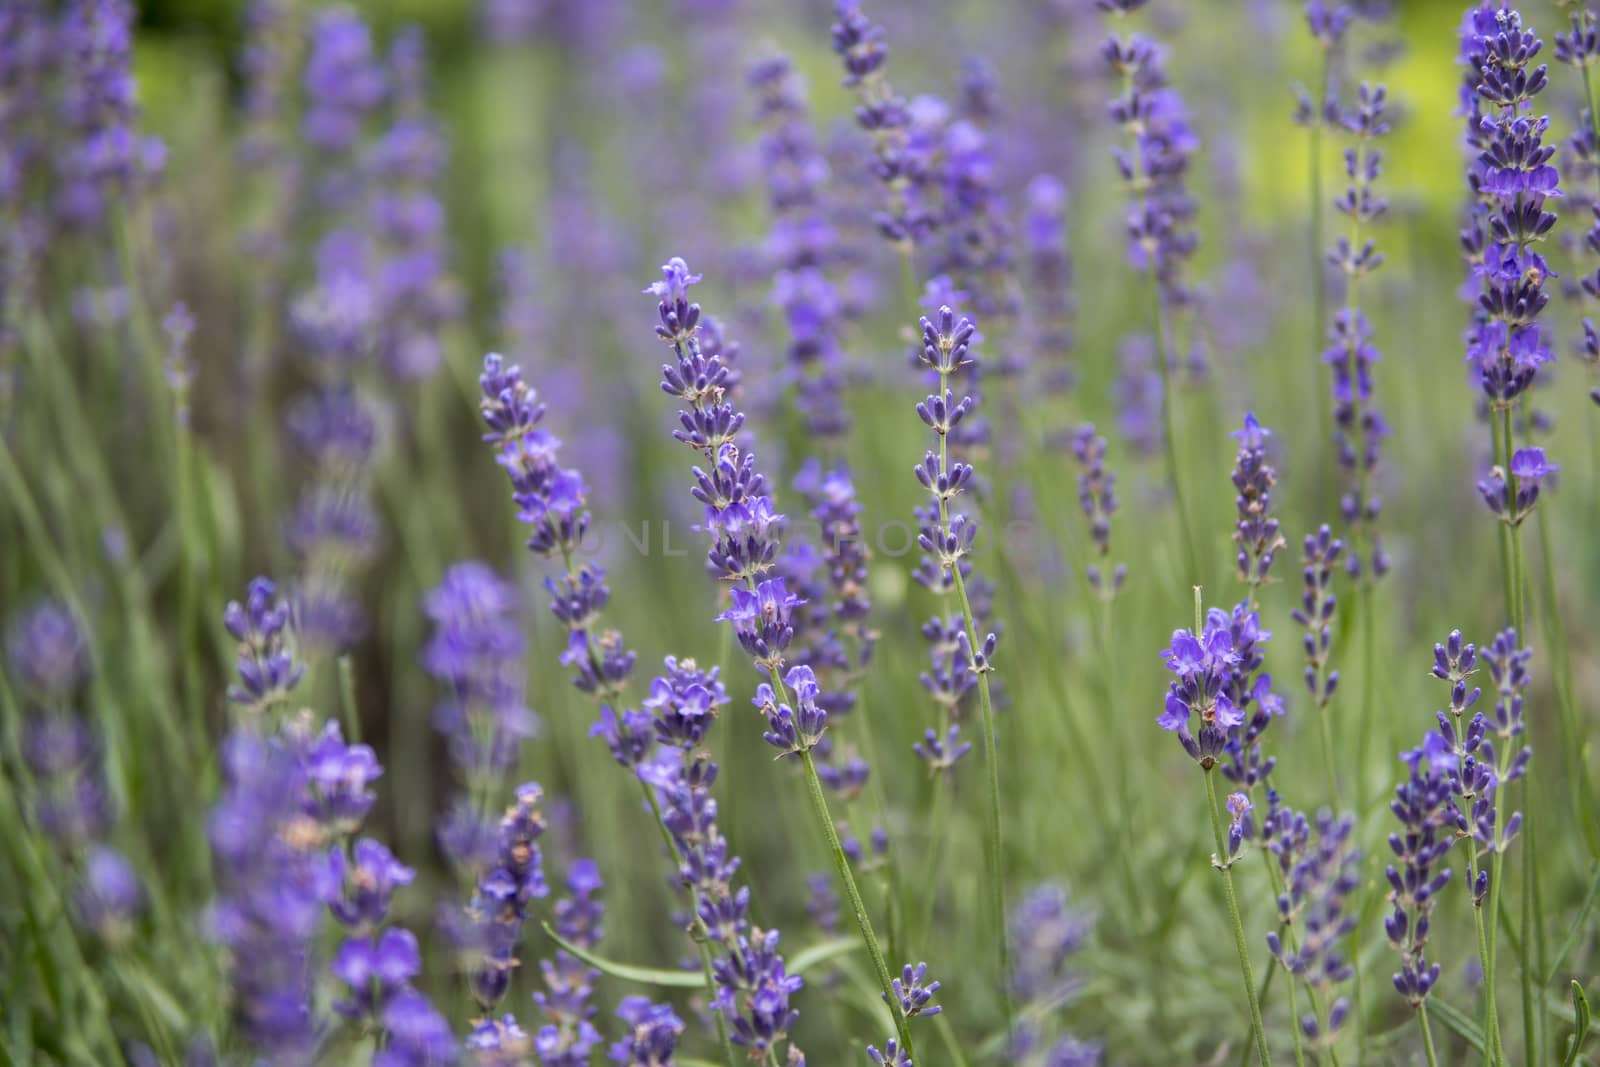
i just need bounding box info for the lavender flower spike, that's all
[642,256,912,1059]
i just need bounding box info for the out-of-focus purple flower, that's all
[533,859,605,1065]
[207,729,327,1059]
[328,837,414,930]
[607,997,684,1065]
[74,846,143,944]
[1025,175,1076,393]
[1230,413,1284,597]
[1009,882,1093,1014]
[867,1040,911,1066]
[830,0,935,249]
[7,598,88,699]
[1291,526,1343,710]
[423,562,537,803]
[1262,802,1360,1047]
[302,8,385,159]
[1098,15,1201,309]
[1067,425,1124,596]
[373,988,457,1067]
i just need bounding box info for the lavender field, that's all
[3,0,1600,1064]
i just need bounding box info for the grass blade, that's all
[1428,997,1487,1057]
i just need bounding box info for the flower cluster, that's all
[8,601,109,848]
[480,353,635,697]
[1459,5,1562,478]
[1023,175,1076,394]
[423,562,538,847]
[1476,445,1557,526]
[1098,9,1201,309]
[786,461,875,713]
[1326,81,1392,580]
[1263,803,1360,1048]
[747,53,848,440]
[1157,604,1283,781]
[830,0,934,249]
[1230,414,1284,598]
[1004,883,1102,1065]
[223,577,304,717]
[1291,526,1343,711]
[527,859,605,1065]
[1384,735,1455,1007]
[1067,425,1125,598]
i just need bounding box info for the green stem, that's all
[337,654,361,745]
[1205,767,1273,1067]
[1149,282,1200,586]
[798,748,915,1058]
[1465,841,1496,1067]
[1417,1003,1441,1067]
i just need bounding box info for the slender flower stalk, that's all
[643,257,919,1060]
[1155,591,1272,1066]
[1460,10,1560,1059]
[1290,526,1345,802]
[477,351,738,1067]
[1097,1,1203,583]
[911,306,1010,1014]
[1296,2,1353,462]
[1383,731,1454,1067]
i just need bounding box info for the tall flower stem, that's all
[1310,48,1333,471]
[1204,766,1272,1067]
[932,351,1011,1027]
[798,746,915,1058]
[1149,286,1201,586]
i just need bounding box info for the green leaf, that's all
[1428,997,1488,1057]
[786,936,860,976]
[1549,860,1600,986]
[539,925,860,990]
[1563,982,1592,1067]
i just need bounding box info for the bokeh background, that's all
[4,0,1599,1064]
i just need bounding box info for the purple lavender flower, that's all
[755,665,830,758]
[1385,738,1454,1006]
[423,563,537,812]
[74,845,143,944]
[748,53,848,439]
[224,577,305,716]
[1098,16,1201,309]
[1155,612,1244,765]
[887,962,943,1018]
[787,459,876,715]
[534,860,605,1065]
[867,1040,911,1066]
[1477,446,1557,524]
[911,724,971,772]
[1291,526,1344,710]
[1230,413,1284,599]
[374,989,457,1067]
[207,729,326,1059]
[302,8,385,161]
[447,783,549,1014]
[1460,7,1562,507]
[6,599,88,700]
[607,997,684,1065]
[1024,175,1076,393]
[830,1,934,249]
[1067,424,1125,596]
[1263,803,1361,1046]
[1326,81,1392,580]
[53,0,165,230]
[9,601,110,846]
